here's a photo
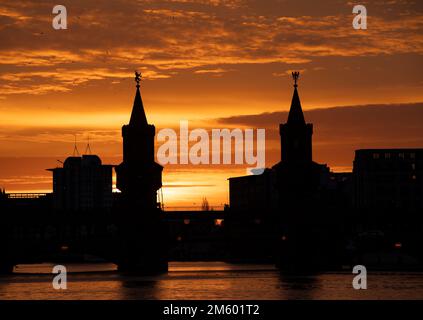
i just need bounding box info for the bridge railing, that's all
[7,193,48,199]
[162,205,225,212]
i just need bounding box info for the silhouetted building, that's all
[114,72,167,273]
[228,72,348,268]
[354,149,423,211]
[3,70,423,273]
[115,73,163,208]
[279,80,313,164]
[272,73,332,215]
[48,155,113,212]
[229,72,334,216]
[229,169,278,214]
[4,192,52,210]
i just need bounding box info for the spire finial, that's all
[135,70,142,88]
[129,71,148,126]
[292,71,300,88]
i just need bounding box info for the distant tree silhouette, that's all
[0,188,6,201]
[201,197,210,211]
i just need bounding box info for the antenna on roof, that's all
[73,134,80,156]
[85,135,92,155]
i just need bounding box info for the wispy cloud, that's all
[0,0,422,96]
[217,102,423,166]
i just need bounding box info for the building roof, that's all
[47,154,113,171]
[287,86,306,125]
[129,86,148,127]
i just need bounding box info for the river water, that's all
[0,262,422,300]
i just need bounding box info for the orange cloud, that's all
[1,0,421,97]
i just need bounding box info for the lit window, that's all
[214,219,224,227]
[412,163,416,170]
[373,153,380,159]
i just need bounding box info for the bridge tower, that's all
[115,71,167,273]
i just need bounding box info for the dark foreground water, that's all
[0,262,423,300]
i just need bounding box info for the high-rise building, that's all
[354,149,423,211]
[48,154,113,212]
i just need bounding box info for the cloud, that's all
[0,50,85,66]
[194,68,231,76]
[0,67,169,95]
[217,102,423,166]
[0,0,421,96]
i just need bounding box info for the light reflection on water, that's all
[0,262,423,300]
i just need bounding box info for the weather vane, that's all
[292,71,300,88]
[135,71,142,88]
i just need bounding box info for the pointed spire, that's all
[287,71,305,125]
[129,71,148,126]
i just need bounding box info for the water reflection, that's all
[13,262,118,274]
[278,273,320,300]
[119,277,159,300]
[0,262,423,300]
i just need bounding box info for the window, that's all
[214,219,224,227]
[410,153,416,159]
[373,153,380,159]
[385,153,391,159]
[399,153,405,159]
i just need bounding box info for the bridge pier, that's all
[0,230,15,274]
[0,248,14,274]
[116,209,168,274]
[0,262,14,274]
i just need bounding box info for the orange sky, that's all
[0,0,422,207]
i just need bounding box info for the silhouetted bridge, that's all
[0,204,227,273]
